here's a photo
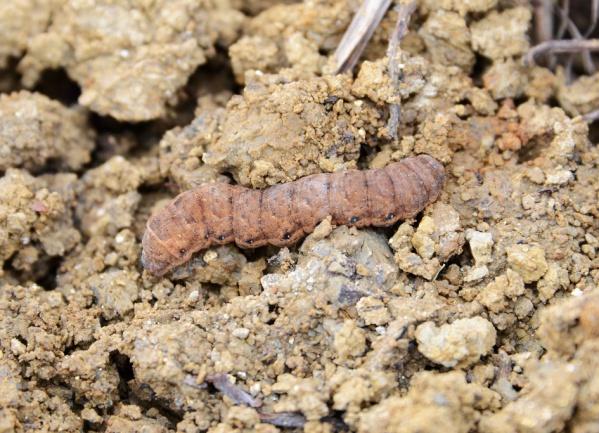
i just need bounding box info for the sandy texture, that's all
[1,1,599,432]
[229,0,353,83]
[0,169,80,278]
[17,0,245,121]
[202,74,384,187]
[0,0,52,68]
[0,91,95,172]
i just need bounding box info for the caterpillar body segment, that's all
[142,155,445,276]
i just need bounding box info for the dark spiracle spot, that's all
[385,213,395,221]
[349,216,359,224]
[283,232,291,240]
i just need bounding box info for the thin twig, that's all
[333,0,392,74]
[554,4,596,75]
[556,0,570,40]
[585,0,599,37]
[259,412,307,428]
[525,39,599,66]
[582,108,599,123]
[533,0,554,44]
[206,374,262,408]
[551,0,570,71]
[386,1,417,139]
[533,0,555,67]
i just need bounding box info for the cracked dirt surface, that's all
[1,1,599,432]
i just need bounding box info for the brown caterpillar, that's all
[142,154,445,276]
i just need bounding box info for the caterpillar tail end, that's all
[418,154,446,201]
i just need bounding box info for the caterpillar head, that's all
[141,221,193,276]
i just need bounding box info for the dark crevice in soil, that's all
[7,252,63,290]
[86,52,239,166]
[202,282,225,297]
[395,341,424,387]
[87,113,181,171]
[34,256,62,290]
[240,244,272,262]
[357,142,380,169]
[109,351,184,427]
[237,0,298,17]
[63,338,95,356]
[92,131,138,166]
[267,303,281,324]
[205,380,220,396]
[447,239,476,270]
[135,394,185,429]
[33,68,81,106]
[471,54,492,87]
[588,122,599,145]
[86,115,154,170]
[518,133,554,163]
[89,114,154,143]
[185,47,240,106]
[511,95,529,107]
[110,351,135,401]
[220,171,237,185]
[138,183,175,196]
[322,411,351,432]
[0,57,23,94]
[82,420,95,432]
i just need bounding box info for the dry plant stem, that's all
[259,412,307,428]
[333,0,392,74]
[206,374,262,408]
[533,0,554,44]
[206,374,308,427]
[526,39,599,68]
[582,108,599,123]
[386,1,417,139]
[533,0,555,68]
[554,0,568,73]
[556,0,570,40]
[554,4,595,75]
[585,0,599,37]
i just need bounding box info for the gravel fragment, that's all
[415,317,497,367]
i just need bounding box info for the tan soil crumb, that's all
[415,317,497,367]
[18,0,244,121]
[0,91,95,172]
[1,1,599,431]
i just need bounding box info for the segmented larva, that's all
[142,154,445,276]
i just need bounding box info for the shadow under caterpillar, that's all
[142,154,445,276]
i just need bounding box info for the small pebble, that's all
[232,327,250,339]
